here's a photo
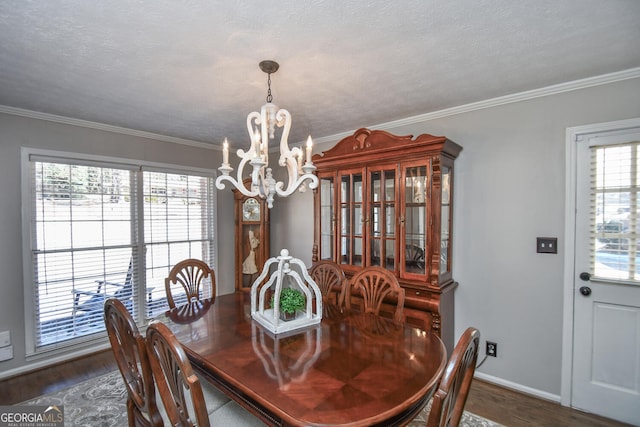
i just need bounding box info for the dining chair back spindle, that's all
[426,326,481,427]
[146,321,211,427]
[346,266,405,323]
[164,259,215,309]
[309,260,347,306]
[104,298,163,427]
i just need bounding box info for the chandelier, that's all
[215,60,318,208]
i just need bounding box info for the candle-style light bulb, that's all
[306,135,313,164]
[253,128,261,157]
[223,138,229,165]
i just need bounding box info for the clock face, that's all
[242,198,260,221]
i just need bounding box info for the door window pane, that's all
[592,143,640,281]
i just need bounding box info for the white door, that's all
[573,125,640,425]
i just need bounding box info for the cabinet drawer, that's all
[403,288,441,313]
[403,306,436,335]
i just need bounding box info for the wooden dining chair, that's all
[309,260,347,306]
[103,298,163,427]
[146,322,263,426]
[164,258,215,309]
[146,321,211,426]
[346,266,406,323]
[426,327,481,427]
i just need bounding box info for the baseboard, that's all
[0,343,110,381]
[474,372,562,404]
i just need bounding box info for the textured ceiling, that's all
[1,0,639,148]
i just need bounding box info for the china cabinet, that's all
[234,180,270,293]
[312,128,461,351]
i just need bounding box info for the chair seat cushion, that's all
[209,400,265,426]
[196,372,264,425]
[197,373,230,414]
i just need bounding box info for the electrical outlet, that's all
[486,341,497,357]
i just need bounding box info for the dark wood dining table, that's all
[157,293,447,427]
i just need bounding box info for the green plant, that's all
[272,287,306,314]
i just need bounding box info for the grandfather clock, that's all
[234,181,270,293]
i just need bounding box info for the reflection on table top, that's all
[156,293,446,427]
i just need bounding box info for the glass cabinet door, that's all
[319,175,334,260]
[369,166,396,271]
[402,163,428,277]
[440,165,452,275]
[339,171,363,267]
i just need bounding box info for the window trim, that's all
[21,147,218,358]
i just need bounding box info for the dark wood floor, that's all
[0,350,633,426]
[465,379,633,427]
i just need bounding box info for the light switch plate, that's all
[537,237,558,254]
[0,345,13,361]
[0,330,10,347]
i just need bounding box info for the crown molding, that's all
[0,105,216,150]
[2,67,639,149]
[311,67,640,146]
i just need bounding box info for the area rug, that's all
[22,370,502,426]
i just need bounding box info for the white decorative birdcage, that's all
[250,249,322,334]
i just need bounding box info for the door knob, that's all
[579,272,591,281]
[579,286,592,296]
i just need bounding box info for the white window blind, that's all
[591,142,640,281]
[26,153,215,353]
[142,170,215,315]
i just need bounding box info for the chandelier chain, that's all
[266,73,273,103]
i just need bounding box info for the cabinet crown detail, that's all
[312,128,462,166]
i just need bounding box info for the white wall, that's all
[275,77,640,398]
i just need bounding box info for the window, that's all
[23,150,216,354]
[592,142,640,281]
